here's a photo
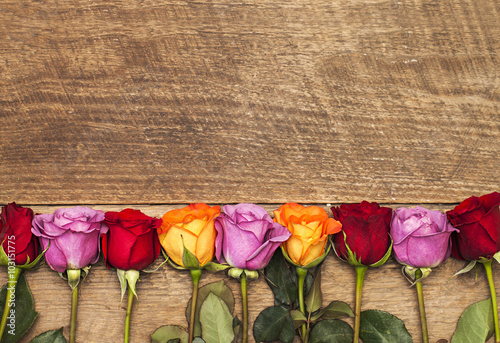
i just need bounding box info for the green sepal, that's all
[204,262,231,273]
[117,269,128,302]
[143,256,169,273]
[493,251,500,264]
[0,240,49,270]
[181,236,200,270]
[402,266,432,285]
[67,269,81,292]
[228,268,259,280]
[280,239,331,269]
[125,269,140,300]
[454,260,477,276]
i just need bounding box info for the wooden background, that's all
[0,0,499,342]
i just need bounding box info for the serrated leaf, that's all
[360,310,413,343]
[151,325,188,343]
[309,319,353,343]
[311,301,354,322]
[0,273,38,343]
[264,250,298,308]
[306,269,322,315]
[253,306,295,343]
[199,293,235,343]
[186,281,235,337]
[451,298,494,343]
[29,328,67,343]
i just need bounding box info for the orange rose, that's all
[158,204,221,267]
[274,203,342,266]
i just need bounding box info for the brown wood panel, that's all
[0,204,496,343]
[1,0,499,205]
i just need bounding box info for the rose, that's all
[158,204,221,267]
[391,206,458,268]
[0,203,39,266]
[31,207,107,272]
[273,203,342,266]
[332,201,393,266]
[446,192,500,261]
[103,209,162,271]
[215,203,291,271]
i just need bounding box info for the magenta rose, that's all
[446,192,500,261]
[391,206,458,268]
[31,207,108,272]
[215,203,291,270]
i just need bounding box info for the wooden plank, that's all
[1,0,499,205]
[2,245,497,343]
[0,204,497,342]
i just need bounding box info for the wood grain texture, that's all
[0,204,496,343]
[1,0,499,205]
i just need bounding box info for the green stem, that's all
[189,269,202,343]
[483,260,500,343]
[415,269,429,343]
[124,286,135,343]
[70,284,78,343]
[353,266,367,343]
[296,267,308,343]
[241,271,248,343]
[0,267,22,343]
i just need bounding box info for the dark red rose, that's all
[0,202,39,265]
[103,209,162,271]
[446,192,500,261]
[331,201,393,266]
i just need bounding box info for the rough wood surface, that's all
[1,0,499,205]
[0,204,496,343]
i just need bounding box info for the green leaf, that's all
[264,249,298,308]
[309,319,353,343]
[290,310,307,329]
[167,339,181,343]
[360,310,413,343]
[199,293,235,343]
[151,325,188,343]
[306,269,322,315]
[310,301,354,322]
[232,316,241,343]
[186,280,235,337]
[451,298,494,343]
[0,273,38,343]
[30,328,67,343]
[253,306,295,343]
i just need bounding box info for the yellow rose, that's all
[158,204,221,267]
[274,203,342,266]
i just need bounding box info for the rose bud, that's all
[446,191,500,261]
[0,203,39,266]
[103,208,162,271]
[31,207,108,273]
[332,201,393,266]
[274,203,341,267]
[391,206,458,268]
[215,203,291,271]
[158,204,221,268]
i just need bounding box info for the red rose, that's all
[0,202,39,265]
[446,192,500,261]
[331,201,393,266]
[103,209,162,271]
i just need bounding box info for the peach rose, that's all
[158,204,221,267]
[274,203,342,266]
